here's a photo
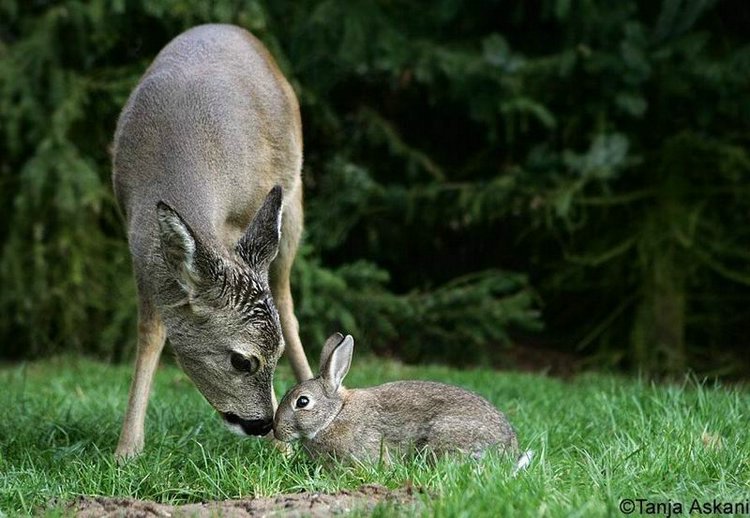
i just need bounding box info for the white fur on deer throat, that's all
[224,421,248,437]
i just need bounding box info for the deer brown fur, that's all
[112,24,313,460]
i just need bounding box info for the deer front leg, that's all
[115,303,166,462]
[271,186,313,382]
[273,280,313,382]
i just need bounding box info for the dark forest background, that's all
[1,0,749,377]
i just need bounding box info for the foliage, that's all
[506,0,750,374]
[1,0,748,374]
[1,357,748,514]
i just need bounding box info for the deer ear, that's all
[321,335,354,394]
[236,185,283,270]
[157,201,213,293]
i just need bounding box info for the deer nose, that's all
[223,413,273,436]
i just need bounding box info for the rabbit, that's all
[273,333,519,464]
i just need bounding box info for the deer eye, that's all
[295,396,309,409]
[230,353,259,374]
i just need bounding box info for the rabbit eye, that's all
[295,396,309,409]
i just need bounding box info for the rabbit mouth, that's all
[273,427,299,442]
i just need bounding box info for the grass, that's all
[0,356,748,516]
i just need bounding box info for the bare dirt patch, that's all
[67,484,421,517]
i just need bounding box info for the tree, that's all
[1,0,748,376]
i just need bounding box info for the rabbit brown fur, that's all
[274,333,518,463]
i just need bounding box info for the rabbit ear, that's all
[319,332,345,372]
[321,335,354,393]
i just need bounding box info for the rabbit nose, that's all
[223,413,273,436]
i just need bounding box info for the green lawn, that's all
[0,356,748,516]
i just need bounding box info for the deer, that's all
[111,24,313,460]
